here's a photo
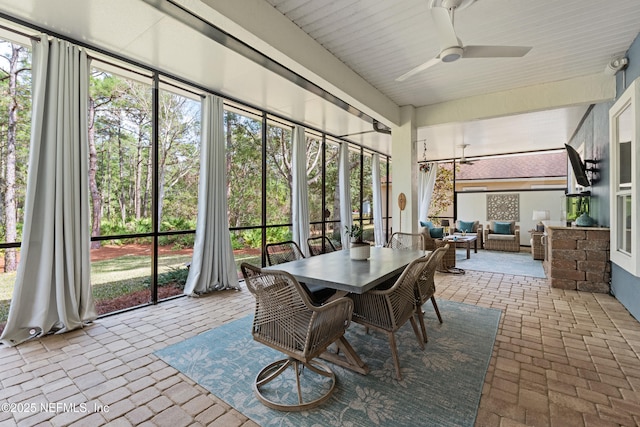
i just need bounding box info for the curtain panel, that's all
[1,35,96,346]
[418,162,439,224]
[339,142,353,249]
[372,153,384,246]
[292,126,310,257]
[184,95,239,295]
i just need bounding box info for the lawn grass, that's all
[0,248,257,325]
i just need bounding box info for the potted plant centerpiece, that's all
[345,224,370,260]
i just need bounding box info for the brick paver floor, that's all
[1,269,639,426]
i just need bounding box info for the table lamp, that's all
[532,210,550,232]
[441,219,450,235]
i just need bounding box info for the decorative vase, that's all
[350,243,370,260]
[575,212,595,227]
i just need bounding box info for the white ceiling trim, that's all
[415,73,616,128]
[194,0,400,126]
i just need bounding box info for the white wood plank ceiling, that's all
[265,0,640,107]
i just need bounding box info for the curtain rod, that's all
[0,23,38,42]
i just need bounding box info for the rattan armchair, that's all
[385,232,425,251]
[349,256,428,380]
[483,221,521,252]
[307,236,337,256]
[414,245,448,343]
[241,263,353,411]
[266,240,335,304]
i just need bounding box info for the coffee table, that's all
[443,235,478,259]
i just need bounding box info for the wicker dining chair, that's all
[348,256,429,380]
[414,244,448,343]
[307,236,337,256]
[241,263,353,411]
[265,240,335,304]
[265,240,305,265]
[385,232,425,251]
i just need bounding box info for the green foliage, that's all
[157,234,195,250]
[0,300,9,326]
[153,267,189,288]
[92,266,188,302]
[230,233,244,250]
[100,218,152,236]
[429,163,457,219]
[240,229,262,248]
[160,217,196,232]
[266,227,292,244]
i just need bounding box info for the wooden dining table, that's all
[263,246,429,374]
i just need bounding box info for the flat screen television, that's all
[565,144,590,187]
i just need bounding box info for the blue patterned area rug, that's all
[455,249,546,278]
[155,300,501,427]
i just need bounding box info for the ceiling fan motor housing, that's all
[441,46,463,62]
[435,0,476,10]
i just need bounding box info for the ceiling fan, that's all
[396,0,532,82]
[458,143,475,165]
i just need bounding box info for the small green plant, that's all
[344,224,363,243]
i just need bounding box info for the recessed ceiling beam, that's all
[415,73,616,127]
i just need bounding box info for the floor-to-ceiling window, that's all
[0,38,31,335]
[324,138,342,247]
[0,20,393,324]
[265,117,294,245]
[225,103,264,272]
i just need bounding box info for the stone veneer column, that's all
[546,226,610,293]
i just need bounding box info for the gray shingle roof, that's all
[456,152,567,180]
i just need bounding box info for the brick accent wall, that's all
[545,226,610,293]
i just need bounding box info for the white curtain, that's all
[372,153,384,246]
[184,95,239,295]
[0,36,96,346]
[339,142,352,249]
[418,162,439,224]
[292,126,310,256]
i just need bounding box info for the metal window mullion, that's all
[261,112,268,267]
[385,156,390,241]
[151,73,159,304]
[321,134,327,250]
[359,146,364,230]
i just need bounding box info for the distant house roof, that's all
[456,151,567,180]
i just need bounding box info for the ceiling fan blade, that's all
[463,45,532,58]
[395,57,440,82]
[431,7,459,49]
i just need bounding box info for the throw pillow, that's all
[458,220,475,233]
[420,220,434,229]
[429,227,444,238]
[494,221,512,235]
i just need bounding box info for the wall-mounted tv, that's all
[565,144,591,187]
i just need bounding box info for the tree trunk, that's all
[3,45,21,271]
[142,151,152,218]
[88,96,102,249]
[225,113,233,224]
[117,123,126,224]
[134,132,143,219]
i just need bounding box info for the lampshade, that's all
[532,210,550,221]
[441,219,450,227]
